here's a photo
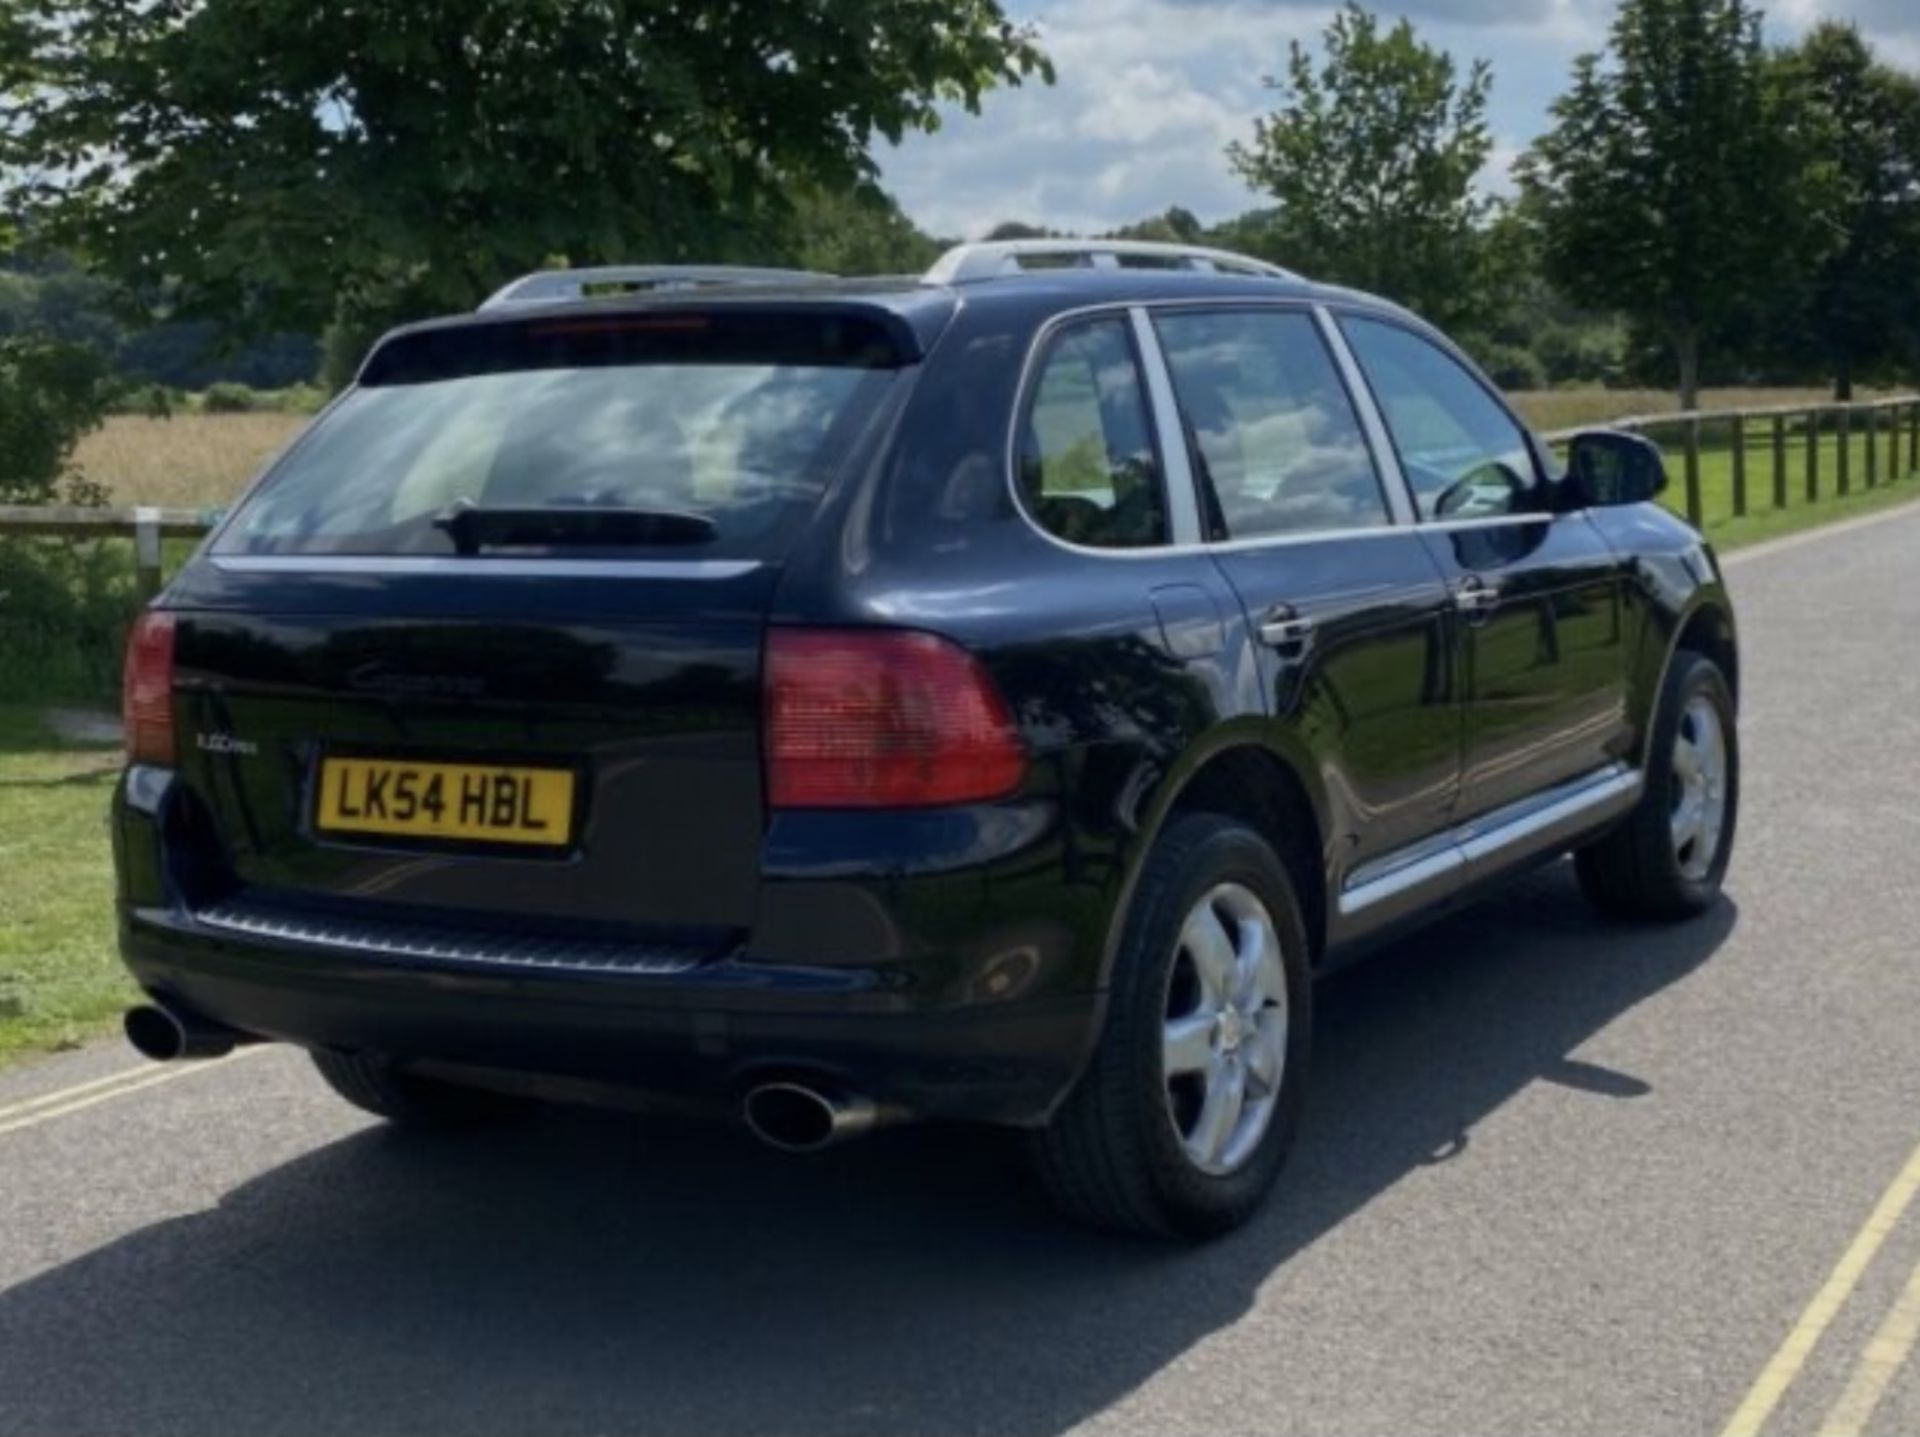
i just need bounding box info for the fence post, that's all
[1684,416,1703,527]
[1867,405,1879,488]
[133,506,163,601]
[1730,414,1747,517]
[1837,405,1851,496]
[1806,409,1820,503]
[1772,412,1788,508]
[1911,401,1919,476]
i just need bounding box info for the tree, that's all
[1226,4,1495,330]
[0,1,1049,337]
[983,221,1060,241]
[0,333,112,504]
[1771,24,1920,400]
[787,183,944,278]
[1108,207,1206,244]
[1518,0,1820,408]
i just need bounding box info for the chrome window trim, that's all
[1313,304,1416,526]
[1328,304,1554,524]
[210,555,762,580]
[1002,301,1195,560]
[999,295,1568,563]
[1128,305,1204,544]
[1148,300,1403,542]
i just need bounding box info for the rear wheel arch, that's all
[1111,739,1330,976]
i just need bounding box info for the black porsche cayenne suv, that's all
[113,241,1738,1237]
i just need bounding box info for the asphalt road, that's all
[6,504,1920,1437]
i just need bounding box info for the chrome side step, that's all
[1338,764,1643,927]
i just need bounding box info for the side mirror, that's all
[1565,429,1667,508]
[1434,462,1526,520]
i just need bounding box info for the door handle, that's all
[1452,576,1502,621]
[1256,605,1316,656]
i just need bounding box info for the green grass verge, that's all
[0,707,135,1069]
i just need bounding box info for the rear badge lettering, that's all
[196,732,258,757]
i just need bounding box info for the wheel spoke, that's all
[1695,708,1725,792]
[1671,733,1700,785]
[1248,925,1286,1008]
[1670,791,1701,853]
[1232,912,1279,1008]
[1188,1059,1246,1167]
[1181,903,1237,1006]
[1162,1012,1215,1078]
[1245,1008,1286,1094]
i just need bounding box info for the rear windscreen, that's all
[213,310,905,559]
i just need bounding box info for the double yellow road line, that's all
[0,1048,261,1139]
[1723,1136,1920,1437]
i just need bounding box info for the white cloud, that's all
[877,0,1918,240]
[1076,62,1242,146]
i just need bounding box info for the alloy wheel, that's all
[1670,693,1729,882]
[1161,882,1289,1176]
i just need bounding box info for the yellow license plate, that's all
[316,757,576,848]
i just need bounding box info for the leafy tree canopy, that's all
[0,332,113,504]
[1517,0,1828,407]
[1227,4,1494,330]
[0,0,1049,334]
[1767,22,1920,397]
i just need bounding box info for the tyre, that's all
[310,1048,532,1127]
[1028,813,1312,1239]
[1576,650,1738,920]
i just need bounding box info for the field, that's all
[0,707,131,1066]
[1504,385,1894,432]
[72,411,305,509]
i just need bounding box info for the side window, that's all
[1153,309,1387,540]
[1017,318,1169,548]
[1340,316,1537,520]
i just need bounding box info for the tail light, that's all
[123,612,178,765]
[766,629,1026,808]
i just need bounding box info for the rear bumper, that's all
[120,903,1100,1128]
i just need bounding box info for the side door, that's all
[1148,304,1461,935]
[1336,313,1634,825]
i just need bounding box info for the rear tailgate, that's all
[156,298,928,949]
[169,567,773,938]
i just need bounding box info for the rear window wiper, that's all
[432,503,717,554]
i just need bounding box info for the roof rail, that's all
[923,239,1299,285]
[479,265,834,312]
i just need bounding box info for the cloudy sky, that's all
[876,0,1920,239]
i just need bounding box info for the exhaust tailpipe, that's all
[123,1003,246,1062]
[741,1081,884,1152]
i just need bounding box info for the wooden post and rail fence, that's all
[1540,394,1920,530]
[2,395,1919,601]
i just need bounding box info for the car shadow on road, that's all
[0,864,1736,1437]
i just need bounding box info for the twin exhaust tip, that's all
[123,1003,245,1062]
[740,1081,884,1153]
